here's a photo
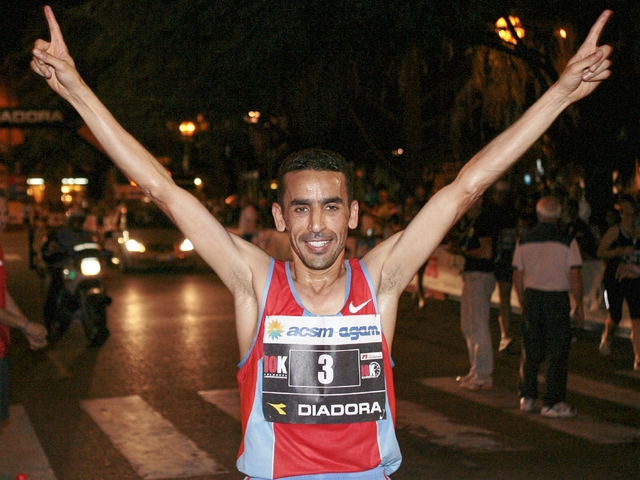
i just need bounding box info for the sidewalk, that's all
[0,406,57,480]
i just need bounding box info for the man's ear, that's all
[348,200,359,230]
[272,202,286,232]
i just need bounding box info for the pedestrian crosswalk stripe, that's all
[395,399,529,451]
[541,373,640,409]
[0,405,57,480]
[615,369,640,381]
[80,395,227,478]
[419,377,640,444]
[198,388,526,452]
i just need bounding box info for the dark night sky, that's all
[1,0,87,64]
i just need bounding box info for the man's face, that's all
[273,170,358,271]
[0,199,8,233]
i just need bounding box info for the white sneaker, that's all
[459,376,492,391]
[456,372,474,383]
[541,402,576,418]
[599,335,611,356]
[499,337,514,352]
[520,397,535,413]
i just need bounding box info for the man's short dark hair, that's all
[276,148,354,206]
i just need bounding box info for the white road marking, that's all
[615,369,640,381]
[539,373,640,409]
[420,377,640,444]
[80,395,227,479]
[395,399,529,451]
[0,405,57,479]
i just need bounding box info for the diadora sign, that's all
[298,401,383,417]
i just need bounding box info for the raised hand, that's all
[557,10,613,103]
[30,6,82,100]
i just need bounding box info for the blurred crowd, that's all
[21,174,638,265]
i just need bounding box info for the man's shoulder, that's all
[521,223,573,247]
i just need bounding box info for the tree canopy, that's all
[1,0,638,204]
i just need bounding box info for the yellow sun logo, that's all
[266,319,284,340]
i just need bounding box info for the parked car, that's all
[104,199,197,272]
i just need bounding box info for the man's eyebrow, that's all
[322,196,344,205]
[289,196,344,206]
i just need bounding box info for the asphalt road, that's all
[1,229,639,480]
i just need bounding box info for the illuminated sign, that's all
[0,109,64,126]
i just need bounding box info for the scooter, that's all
[50,241,111,347]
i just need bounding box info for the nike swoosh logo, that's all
[348,299,372,314]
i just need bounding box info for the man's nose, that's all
[309,207,324,232]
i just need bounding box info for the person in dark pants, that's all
[512,196,584,417]
[448,197,495,391]
[597,194,640,370]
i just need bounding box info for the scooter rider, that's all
[42,209,96,342]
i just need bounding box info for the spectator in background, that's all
[223,194,241,227]
[354,201,378,259]
[513,196,584,417]
[565,199,598,260]
[373,189,397,240]
[487,182,518,353]
[256,196,275,230]
[597,194,640,371]
[0,191,48,432]
[238,201,259,243]
[448,197,495,390]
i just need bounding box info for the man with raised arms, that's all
[30,7,612,479]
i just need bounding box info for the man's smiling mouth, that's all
[307,240,330,248]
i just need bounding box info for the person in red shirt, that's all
[0,192,48,431]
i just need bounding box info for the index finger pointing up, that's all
[44,5,64,42]
[584,10,613,47]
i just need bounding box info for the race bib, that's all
[262,314,387,424]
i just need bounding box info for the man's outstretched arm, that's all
[30,6,271,356]
[30,7,270,293]
[367,10,614,300]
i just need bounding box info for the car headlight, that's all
[80,257,102,276]
[125,239,146,253]
[179,239,194,252]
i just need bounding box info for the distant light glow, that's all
[496,16,525,45]
[62,177,89,185]
[179,121,196,137]
[244,111,261,124]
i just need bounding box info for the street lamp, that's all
[179,121,197,173]
[495,16,525,45]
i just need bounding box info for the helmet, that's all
[67,209,87,225]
